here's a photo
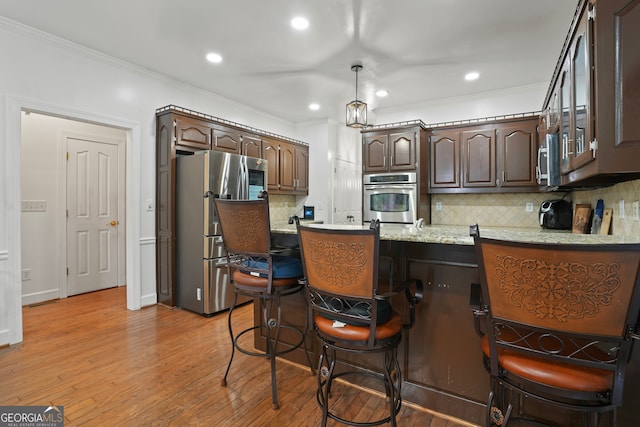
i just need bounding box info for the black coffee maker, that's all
[539,199,573,230]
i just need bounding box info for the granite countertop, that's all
[272,222,640,245]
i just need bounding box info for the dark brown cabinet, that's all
[462,128,497,189]
[242,134,263,158]
[429,130,460,190]
[264,139,308,194]
[428,118,538,193]
[155,106,309,306]
[212,126,241,154]
[543,0,640,186]
[363,129,418,173]
[176,116,211,150]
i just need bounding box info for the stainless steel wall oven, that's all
[363,172,417,224]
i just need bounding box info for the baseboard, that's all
[22,289,60,306]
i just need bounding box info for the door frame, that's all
[60,132,126,297]
[6,95,142,344]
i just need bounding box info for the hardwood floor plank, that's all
[0,287,475,426]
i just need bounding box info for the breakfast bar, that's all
[263,224,640,426]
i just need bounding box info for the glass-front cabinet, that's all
[560,6,595,176]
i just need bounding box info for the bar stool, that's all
[214,192,313,410]
[296,219,423,427]
[470,224,640,426]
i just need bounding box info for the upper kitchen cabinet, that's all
[212,126,241,154]
[362,125,425,172]
[542,0,640,186]
[264,138,309,195]
[429,129,460,190]
[176,116,212,150]
[428,117,539,193]
[242,134,263,159]
[155,105,309,306]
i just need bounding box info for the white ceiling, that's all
[0,0,578,124]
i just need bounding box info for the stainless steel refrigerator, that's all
[176,150,268,315]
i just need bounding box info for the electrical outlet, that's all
[21,269,32,281]
[525,202,534,213]
[619,200,625,219]
[435,201,443,211]
[633,201,639,221]
[196,288,202,301]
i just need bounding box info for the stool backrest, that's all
[471,224,640,405]
[297,222,381,347]
[214,196,271,256]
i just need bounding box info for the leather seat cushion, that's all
[481,335,613,392]
[233,269,299,288]
[240,255,303,279]
[315,312,402,342]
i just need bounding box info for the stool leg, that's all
[301,291,315,375]
[264,296,280,410]
[384,348,401,427]
[221,291,238,387]
[317,344,335,427]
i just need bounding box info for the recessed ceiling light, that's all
[376,90,389,97]
[309,103,320,111]
[291,16,309,30]
[465,72,479,81]
[206,52,223,64]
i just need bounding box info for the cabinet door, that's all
[176,117,211,150]
[294,146,309,193]
[279,142,296,191]
[571,12,596,170]
[363,134,388,172]
[212,127,241,154]
[463,129,496,188]
[263,139,280,191]
[615,0,640,147]
[242,134,263,158]
[499,122,538,188]
[429,130,460,189]
[389,131,416,171]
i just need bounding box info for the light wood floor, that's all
[1,287,475,426]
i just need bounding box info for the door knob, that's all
[108,220,119,226]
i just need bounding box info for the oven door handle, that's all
[364,184,415,191]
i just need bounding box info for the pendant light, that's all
[346,64,367,128]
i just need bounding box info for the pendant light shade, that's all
[346,64,367,128]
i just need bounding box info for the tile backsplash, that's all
[430,192,555,229]
[268,195,299,223]
[431,178,640,236]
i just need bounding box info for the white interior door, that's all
[67,138,119,295]
[332,158,362,224]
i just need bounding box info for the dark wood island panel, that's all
[256,233,640,426]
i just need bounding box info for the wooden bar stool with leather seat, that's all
[296,219,423,427]
[469,224,640,427]
[214,192,313,410]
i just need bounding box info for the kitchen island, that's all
[263,223,640,426]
